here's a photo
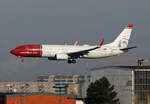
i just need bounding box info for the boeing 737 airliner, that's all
[10,24,136,64]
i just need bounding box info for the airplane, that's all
[10,24,136,64]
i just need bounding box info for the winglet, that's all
[126,24,133,28]
[99,39,104,46]
[74,40,79,46]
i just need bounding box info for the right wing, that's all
[67,39,104,59]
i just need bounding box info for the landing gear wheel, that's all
[72,60,76,64]
[68,60,72,64]
[21,58,24,62]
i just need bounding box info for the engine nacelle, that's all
[56,54,69,60]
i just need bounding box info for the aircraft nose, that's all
[10,49,16,55]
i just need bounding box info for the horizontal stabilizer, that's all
[120,46,137,51]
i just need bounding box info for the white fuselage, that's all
[41,44,124,59]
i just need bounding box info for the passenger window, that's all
[15,48,21,49]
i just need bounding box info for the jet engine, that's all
[55,53,69,60]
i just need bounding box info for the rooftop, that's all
[0,92,76,98]
[91,66,150,71]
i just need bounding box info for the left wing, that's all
[67,39,104,59]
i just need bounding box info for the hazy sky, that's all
[0,0,150,81]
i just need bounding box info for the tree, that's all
[85,76,119,104]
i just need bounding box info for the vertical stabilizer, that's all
[112,24,133,49]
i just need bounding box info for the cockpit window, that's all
[15,47,21,49]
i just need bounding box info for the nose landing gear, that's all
[21,58,24,62]
[67,59,76,64]
[18,56,24,62]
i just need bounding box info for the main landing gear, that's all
[67,59,76,64]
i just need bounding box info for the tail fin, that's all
[111,24,133,49]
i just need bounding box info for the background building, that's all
[67,83,79,96]
[0,93,76,104]
[133,67,150,104]
[1,65,150,104]
[91,65,150,104]
[0,75,90,98]
[0,82,55,93]
[37,74,91,97]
